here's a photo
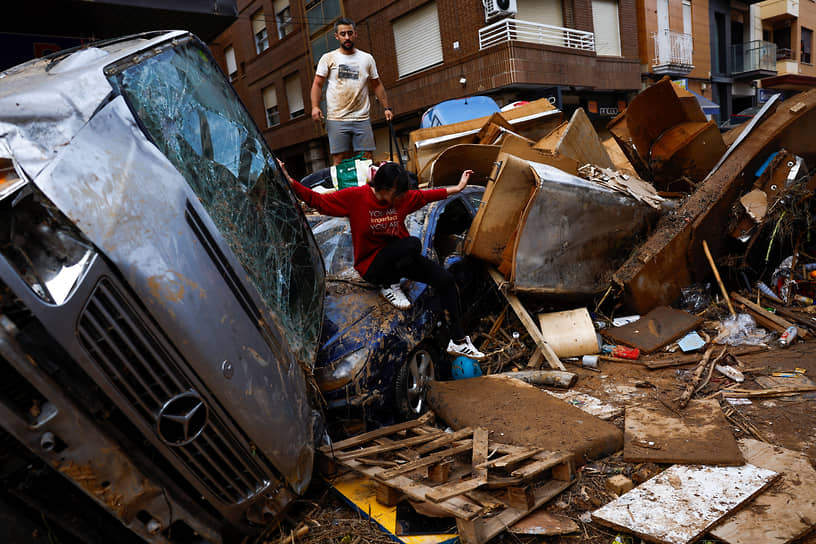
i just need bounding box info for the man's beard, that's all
[341,40,354,51]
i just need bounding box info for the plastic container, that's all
[794,294,815,305]
[581,355,599,368]
[778,326,798,348]
[603,344,640,360]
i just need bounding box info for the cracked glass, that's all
[108,38,324,364]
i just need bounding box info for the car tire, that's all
[394,346,437,420]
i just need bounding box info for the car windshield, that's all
[311,208,429,277]
[107,37,324,363]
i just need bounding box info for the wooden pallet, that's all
[319,413,575,544]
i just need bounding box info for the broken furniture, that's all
[409,98,562,184]
[319,412,574,544]
[614,89,816,314]
[608,76,727,191]
[466,153,660,297]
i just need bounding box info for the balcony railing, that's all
[479,18,595,52]
[652,29,694,74]
[731,40,778,75]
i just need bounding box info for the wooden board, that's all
[427,376,622,462]
[534,107,614,169]
[603,306,703,353]
[592,463,778,544]
[623,398,744,465]
[711,439,816,544]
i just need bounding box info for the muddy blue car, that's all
[309,187,497,429]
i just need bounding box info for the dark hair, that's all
[335,17,356,32]
[371,163,411,197]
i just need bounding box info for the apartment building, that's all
[210,0,641,177]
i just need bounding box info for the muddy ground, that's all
[262,307,816,544]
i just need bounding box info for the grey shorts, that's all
[326,119,375,154]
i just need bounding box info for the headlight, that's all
[314,347,370,393]
[0,159,96,305]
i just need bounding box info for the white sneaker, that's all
[380,283,411,310]
[446,336,487,361]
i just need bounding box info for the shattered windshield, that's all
[107,38,324,363]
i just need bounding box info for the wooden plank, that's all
[472,428,488,482]
[425,477,487,503]
[456,479,574,544]
[711,439,816,544]
[376,442,474,480]
[319,412,433,453]
[333,432,441,461]
[414,427,474,455]
[592,464,779,544]
[476,448,543,470]
[341,458,483,521]
[731,292,808,337]
[488,267,566,370]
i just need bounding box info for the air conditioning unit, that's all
[483,0,517,22]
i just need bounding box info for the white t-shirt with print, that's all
[316,49,379,121]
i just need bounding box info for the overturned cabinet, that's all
[465,153,660,296]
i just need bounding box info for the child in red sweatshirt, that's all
[283,161,486,361]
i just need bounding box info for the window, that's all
[394,2,444,78]
[263,86,280,127]
[285,74,305,118]
[252,11,269,54]
[682,0,692,35]
[224,45,237,80]
[306,0,341,35]
[274,0,294,39]
[592,0,621,56]
[802,27,813,63]
[517,0,564,27]
[310,29,333,65]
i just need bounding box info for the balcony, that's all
[479,18,595,52]
[652,30,694,75]
[731,40,778,79]
[759,0,798,22]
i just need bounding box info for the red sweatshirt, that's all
[292,182,449,276]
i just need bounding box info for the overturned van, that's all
[0,31,324,543]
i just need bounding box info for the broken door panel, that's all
[614,89,816,314]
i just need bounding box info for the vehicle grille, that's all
[77,278,268,504]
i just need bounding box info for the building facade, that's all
[210,0,642,177]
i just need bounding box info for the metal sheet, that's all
[510,163,659,295]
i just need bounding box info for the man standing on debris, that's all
[280,160,487,361]
[310,17,393,166]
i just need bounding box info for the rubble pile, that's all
[278,79,816,544]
